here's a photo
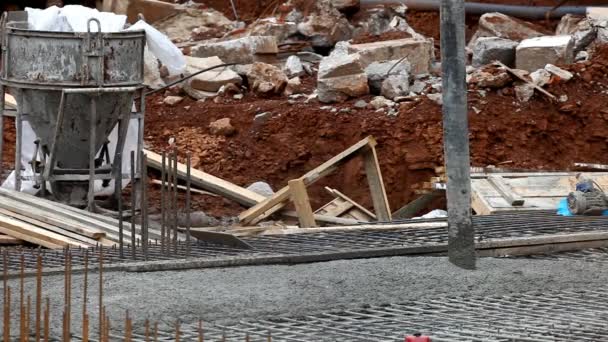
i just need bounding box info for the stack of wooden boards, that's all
[0,187,151,249]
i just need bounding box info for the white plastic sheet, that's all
[126,20,186,75]
[25,5,127,32]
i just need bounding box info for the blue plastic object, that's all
[557,198,608,216]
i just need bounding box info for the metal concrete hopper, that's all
[0,12,146,208]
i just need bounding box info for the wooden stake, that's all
[288,179,317,228]
[362,146,391,221]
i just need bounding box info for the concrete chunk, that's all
[185,56,242,93]
[348,38,433,75]
[516,35,574,72]
[381,74,410,100]
[556,14,596,52]
[318,53,365,79]
[317,74,369,103]
[468,12,543,48]
[544,64,573,81]
[191,36,278,64]
[472,37,518,68]
[365,60,411,94]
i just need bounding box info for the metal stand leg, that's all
[0,85,5,178]
[15,109,22,191]
[87,97,97,211]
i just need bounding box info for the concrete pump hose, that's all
[361,0,607,19]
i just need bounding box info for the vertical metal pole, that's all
[141,152,148,261]
[35,254,42,342]
[15,109,22,191]
[116,150,124,259]
[172,150,178,254]
[440,0,475,269]
[130,151,136,260]
[87,96,97,211]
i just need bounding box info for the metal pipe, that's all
[361,0,603,19]
[141,152,149,261]
[161,151,166,255]
[172,149,178,254]
[0,85,4,178]
[130,151,136,260]
[61,87,141,94]
[15,109,22,191]
[440,0,475,269]
[186,152,192,257]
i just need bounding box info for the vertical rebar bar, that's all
[144,319,150,342]
[43,298,49,342]
[83,250,89,342]
[130,150,136,260]
[175,320,180,342]
[172,149,178,254]
[124,310,132,342]
[198,320,203,342]
[3,251,9,342]
[35,254,42,342]
[25,295,30,342]
[20,254,25,342]
[15,109,22,191]
[154,322,158,342]
[161,151,166,255]
[141,152,149,260]
[186,152,192,257]
[98,248,103,342]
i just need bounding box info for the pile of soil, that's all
[142,45,608,218]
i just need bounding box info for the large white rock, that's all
[516,35,574,72]
[191,36,278,64]
[154,8,234,41]
[318,53,365,79]
[317,74,369,103]
[284,55,305,78]
[472,37,519,67]
[468,12,543,48]
[184,56,242,93]
[556,14,596,52]
[348,38,433,75]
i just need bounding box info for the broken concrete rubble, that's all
[153,7,235,42]
[185,56,242,93]
[381,74,410,100]
[317,48,369,103]
[163,96,184,106]
[555,14,596,53]
[469,69,512,89]
[364,60,411,94]
[247,62,289,96]
[370,96,395,109]
[284,56,305,78]
[105,0,183,23]
[284,77,303,96]
[297,1,354,48]
[468,12,543,48]
[530,69,551,87]
[191,36,278,64]
[516,35,575,72]
[318,74,369,103]
[249,19,298,43]
[472,37,518,68]
[348,38,433,75]
[246,182,275,198]
[545,64,573,82]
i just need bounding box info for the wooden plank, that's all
[362,144,391,221]
[145,149,265,207]
[0,208,108,247]
[326,188,376,220]
[316,197,354,218]
[0,234,22,245]
[288,179,317,228]
[0,214,82,248]
[282,211,360,226]
[487,175,525,206]
[150,179,218,197]
[258,221,448,235]
[238,137,376,225]
[496,61,557,101]
[392,191,443,219]
[574,162,608,171]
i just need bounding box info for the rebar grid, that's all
[2,212,608,273]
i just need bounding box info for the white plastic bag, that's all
[60,5,127,32]
[25,6,72,32]
[127,20,186,75]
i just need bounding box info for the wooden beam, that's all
[282,211,360,226]
[392,191,443,219]
[150,179,218,197]
[573,163,608,171]
[0,234,22,245]
[238,137,376,225]
[326,188,376,220]
[496,61,557,101]
[259,221,448,235]
[487,175,525,206]
[362,145,391,221]
[145,149,265,207]
[288,179,317,228]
